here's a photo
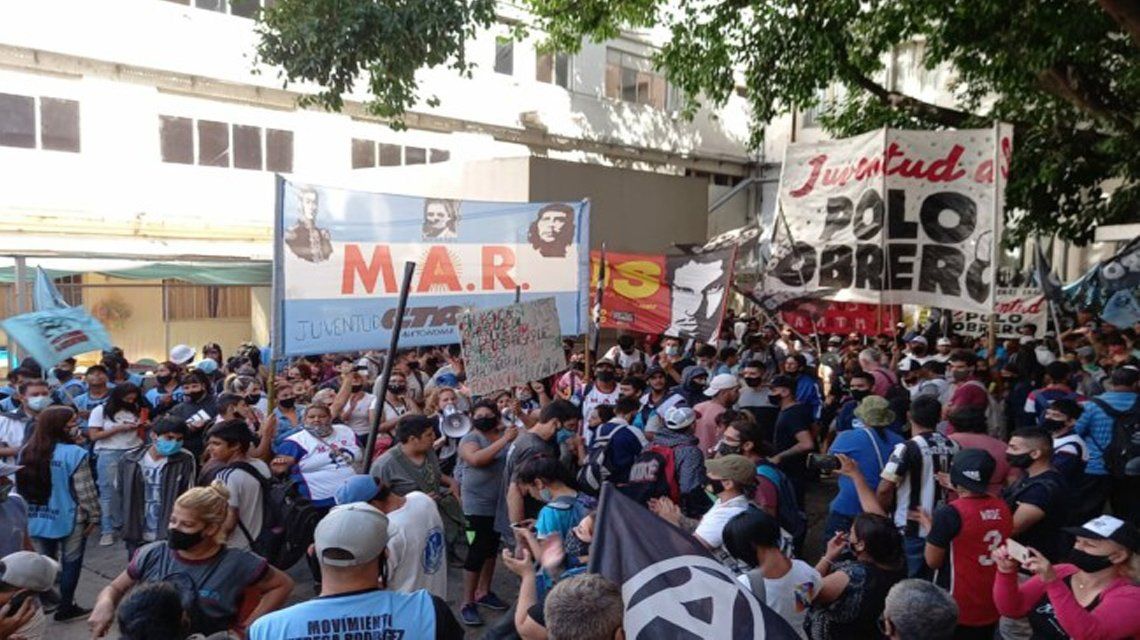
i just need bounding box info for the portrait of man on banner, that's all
[422,198,460,240]
[527,203,576,258]
[284,185,334,263]
[664,249,734,344]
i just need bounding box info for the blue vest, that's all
[26,444,87,539]
[248,588,435,640]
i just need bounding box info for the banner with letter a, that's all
[273,178,590,357]
[764,126,1011,314]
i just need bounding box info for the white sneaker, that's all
[98,533,115,547]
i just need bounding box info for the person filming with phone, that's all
[993,514,1140,639]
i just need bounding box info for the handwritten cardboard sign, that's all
[458,298,566,396]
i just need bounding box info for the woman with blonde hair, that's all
[88,482,293,638]
[425,386,464,475]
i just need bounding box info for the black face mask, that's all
[1042,418,1067,433]
[743,376,763,388]
[351,384,363,393]
[388,385,406,395]
[707,479,726,495]
[167,528,205,551]
[473,417,498,432]
[187,390,206,403]
[850,389,871,402]
[278,398,296,409]
[769,393,783,405]
[56,371,73,382]
[1067,548,1115,573]
[156,374,173,386]
[564,530,591,559]
[1006,452,1034,469]
[596,370,615,383]
[246,393,261,405]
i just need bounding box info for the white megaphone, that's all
[440,405,472,438]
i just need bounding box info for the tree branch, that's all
[1036,64,1138,137]
[1098,0,1140,49]
[843,68,976,128]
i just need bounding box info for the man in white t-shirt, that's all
[722,507,819,638]
[206,419,270,551]
[335,475,447,599]
[603,335,649,371]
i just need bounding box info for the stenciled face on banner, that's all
[665,252,731,344]
[275,180,590,356]
[765,127,1012,314]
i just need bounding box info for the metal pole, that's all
[364,261,417,470]
[989,119,1002,364]
[11,257,27,362]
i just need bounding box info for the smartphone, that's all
[3,591,31,618]
[807,453,841,473]
[1006,539,1030,564]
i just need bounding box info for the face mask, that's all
[306,423,333,438]
[156,374,172,386]
[246,393,262,405]
[707,479,726,495]
[25,396,51,412]
[850,389,870,402]
[1067,548,1115,573]
[350,384,363,393]
[688,380,707,392]
[1042,418,1067,433]
[564,530,591,559]
[539,488,553,502]
[473,417,498,432]
[912,346,927,357]
[167,528,205,551]
[388,385,406,395]
[56,370,73,382]
[518,391,533,402]
[665,346,680,357]
[188,390,207,402]
[155,439,183,456]
[743,376,762,388]
[951,369,970,382]
[715,440,741,457]
[1006,452,1034,469]
[596,370,615,383]
[769,393,783,405]
[278,398,296,409]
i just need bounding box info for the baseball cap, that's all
[909,335,928,346]
[335,475,384,506]
[664,406,696,430]
[769,374,795,391]
[828,335,843,345]
[936,337,952,347]
[897,358,919,373]
[596,357,616,368]
[704,373,740,397]
[706,454,756,485]
[169,344,195,366]
[950,448,996,494]
[1076,345,1096,359]
[645,364,666,378]
[1065,515,1140,552]
[314,503,390,567]
[0,552,59,592]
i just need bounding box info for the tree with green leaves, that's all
[256,0,1140,245]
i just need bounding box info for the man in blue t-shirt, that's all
[825,396,905,538]
[249,503,462,640]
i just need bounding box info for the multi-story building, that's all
[0,0,759,363]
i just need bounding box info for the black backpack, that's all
[757,461,808,552]
[1094,397,1140,479]
[209,462,322,570]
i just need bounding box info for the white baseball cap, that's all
[936,337,952,347]
[314,503,390,567]
[169,344,196,365]
[664,406,696,430]
[704,373,740,397]
[0,552,59,592]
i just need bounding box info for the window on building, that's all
[0,93,81,152]
[0,93,36,149]
[39,98,80,152]
[429,149,450,163]
[404,146,426,165]
[351,138,375,169]
[232,124,263,170]
[536,50,570,88]
[159,116,194,164]
[494,37,514,75]
[605,49,667,109]
[197,120,229,167]
[53,274,83,307]
[163,282,251,321]
[266,128,293,172]
[378,143,402,167]
[183,0,273,17]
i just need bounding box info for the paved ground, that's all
[49,478,838,639]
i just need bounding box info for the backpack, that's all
[211,462,322,570]
[618,444,680,506]
[962,379,1005,439]
[1093,397,1140,479]
[756,461,807,548]
[577,422,642,496]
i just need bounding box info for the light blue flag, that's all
[33,267,70,311]
[2,307,113,368]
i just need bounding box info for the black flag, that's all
[588,484,799,639]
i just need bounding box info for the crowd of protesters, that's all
[0,312,1133,639]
